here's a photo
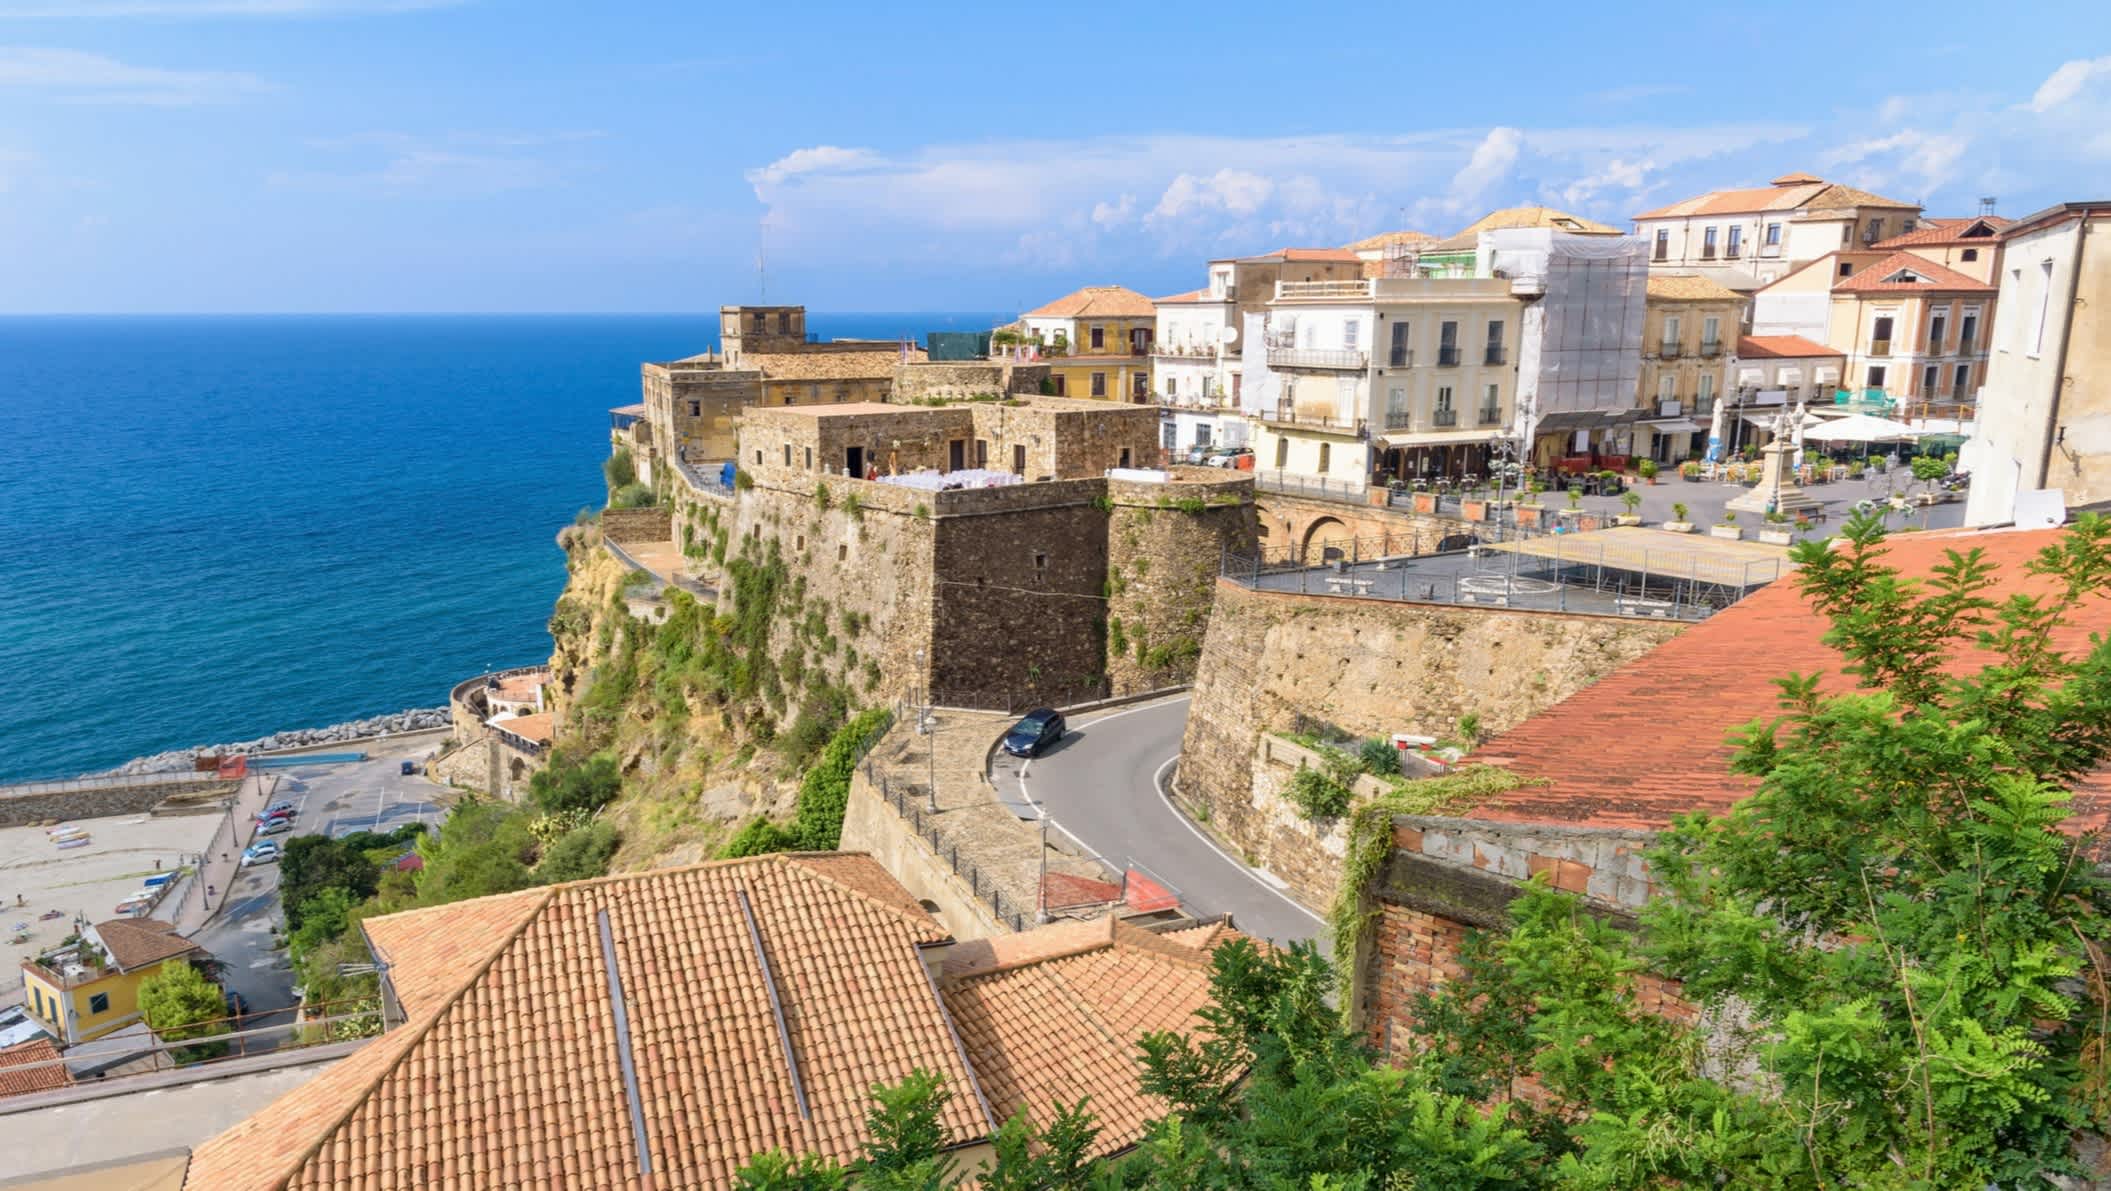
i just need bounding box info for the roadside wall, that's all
[1177,581,1684,905]
[1104,472,1257,694]
[839,770,1008,940]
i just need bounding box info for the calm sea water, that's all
[0,314,1006,782]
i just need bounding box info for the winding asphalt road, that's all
[1001,696,1323,949]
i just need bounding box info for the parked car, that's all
[400,760,417,776]
[257,817,294,836]
[242,841,281,866]
[1001,708,1067,758]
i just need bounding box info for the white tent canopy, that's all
[1802,412,1923,444]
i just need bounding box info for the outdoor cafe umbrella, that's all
[1704,396,1727,463]
[1802,412,1924,445]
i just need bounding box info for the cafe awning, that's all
[1377,428,1503,449]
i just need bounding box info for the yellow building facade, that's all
[21,918,208,1045]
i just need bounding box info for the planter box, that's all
[1664,521,1697,534]
[1757,528,1795,546]
[1369,486,1395,508]
[1516,505,1548,527]
[1709,525,1744,540]
[1461,499,1489,522]
[1410,491,1440,514]
[1613,514,1643,527]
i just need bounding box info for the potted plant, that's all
[1711,510,1743,540]
[1637,458,1659,485]
[1615,489,1643,526]
[1665,501,1696,533]
[1757,510,1794,545]
[1411,489,1440,514]
[1557,487,1585,525]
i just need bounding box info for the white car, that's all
[243,841,282,865]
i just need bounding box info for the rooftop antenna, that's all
[1978,196,1998,217]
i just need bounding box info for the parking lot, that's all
[198,734,451,1044]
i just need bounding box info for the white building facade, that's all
[1632,173,1923,289]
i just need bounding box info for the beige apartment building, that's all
[1965,202,2111,526]
[1244,276,1523,489]
[1636,275,1746,461]
[1633,172,1923,289]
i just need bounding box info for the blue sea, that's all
[0,313,1007,782]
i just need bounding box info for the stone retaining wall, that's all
[0,779,240,828]
[1177,580,1685,908]
[600,506,673,544]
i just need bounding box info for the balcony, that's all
[1275,279,1373,300]
[1261,401,1366,435]
[1386,348,1413,368]
[1759,243,1782,258]
[1483,347,1507,366]
[1699,340,1722,358]
[1153,342,1217,359]
[1724,245,1741,259]
[1658,343,1683,360]
[1958,336,1976,356]
[1869,339,1892,358]
[1436,347,1461,367]
[1267,347,1368,371]
[1432,408,1458,427]
[1382,410,1415,430]
[1476,405,1503,426]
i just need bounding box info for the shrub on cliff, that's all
[536,822,620,883]
[604,447,636,494]
[529,748,622,816]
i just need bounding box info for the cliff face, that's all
[541,523,798,872]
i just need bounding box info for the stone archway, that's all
[1301,516,1351,563]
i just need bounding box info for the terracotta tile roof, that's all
[1635,176,1918,221]
[1466,528,2111,840]
[1870,215,2012,249]
[0,1038,71,1098]
[1256,247,1363,263]
[1737,334,1842,360]
[489,670,547,701]
[1427,206,1623,252]
[749,348,925,381]
[939,917,1240,1153]
[495,711,554,746]
[93,918,200,973]
[1023,286,1157,319]
[183,854,988,1191]
[1344,230,1437,252]
[1646,274,1746,302]
[1152,288,1213,304]
[1832,250,1995,294]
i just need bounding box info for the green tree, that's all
[604,446,636,494]
[528,749,623,816]
[139,960,230,1063]
[278,834,382,930]
[535,821,620,883]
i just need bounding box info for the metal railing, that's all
[1276,279,1372,300]
[1387,348,1412,367]
[1153,343,1217,359]
[1700,341,1723,358]
[1477,406,1504,426]
[925,681,1112,715]
[1869,339,1892,358]
[1436,347,1461,367]
[1260,403,1365,434]
[1432,408,1458,427]
[1252,470,1370,504]
[1267,347,1368,370]
[673,456,736,500]
[864,758,1033,933]
[0,770,227,799]
[1483,347,1507,366]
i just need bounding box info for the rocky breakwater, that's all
[94,707,452,777]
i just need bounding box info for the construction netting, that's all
[1483,229,1648,419]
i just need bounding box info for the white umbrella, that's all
[1704,396,1727,463]
[1803,412,1924,444]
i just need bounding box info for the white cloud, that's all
[0,0,459,15]
[744,145,884,189]
[0,46,264,104]
[269,130,595,195]
[1822,129,1968,194]
[1149,168,1274,222]
[2027,55,2111,113]
[1451,126,1521,204]
[1089,193,1134,227]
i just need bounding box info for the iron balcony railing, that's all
[1477,405,1504,426]
[1276,279,1373,300]
[1387,348,1412,367]
[1659,343,1683,359]
[1263,402,1366,434]
[1870,339,1892,358]
[1432,408,1458,427]
[1437,347,1461,367]
[1383,411,1415,430]
[1267,347,1368,370]
[1484,347,1507,365]
[1699,341,1722,358]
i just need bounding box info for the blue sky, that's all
[2,0,2107,313]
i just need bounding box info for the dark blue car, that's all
[1001,708,1066,758]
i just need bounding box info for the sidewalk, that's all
[169,772,277,935]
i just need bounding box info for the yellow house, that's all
[21,918,209,1045]
[1016,285,1157,402]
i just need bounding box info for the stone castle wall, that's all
[929,498,1109,704]
[1177,581,1686,906]
[890,363,1049,402]
[0,779,239,828]
[599,506,673,544]
[1104,472,1257,694]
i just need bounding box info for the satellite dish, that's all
[1220,324,1239,344]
